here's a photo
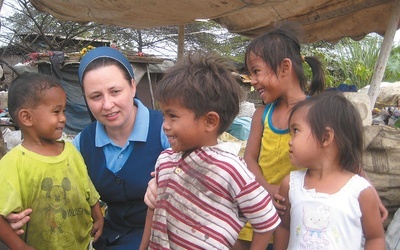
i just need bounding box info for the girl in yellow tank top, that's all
[234,23,326,249]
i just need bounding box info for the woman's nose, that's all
[103,95,114,109]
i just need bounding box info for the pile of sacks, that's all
[372,106,400,127]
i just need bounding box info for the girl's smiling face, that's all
[247,53,282,104]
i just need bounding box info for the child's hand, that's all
[144,172,158,209]
[273,193,286,216]
[379,202,388,222]
[5,208,32,235]
[91,218,104,242]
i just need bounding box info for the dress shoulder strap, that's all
[261,103,273,125]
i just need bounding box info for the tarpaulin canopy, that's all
[28,0,399,43]
[26,0,400,108]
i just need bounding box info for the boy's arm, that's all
[359,187,385,250]
[139,208,154,250]
[358,168,388,221]
[90,201,104,242]
[249,230,274,250]
[273,175,291,250]
[0,215,33,250]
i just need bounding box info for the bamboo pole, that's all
[177,25,185,62]
[368,0,400,110]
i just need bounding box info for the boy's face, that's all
[159,100,208,154]
[29,87,66,140]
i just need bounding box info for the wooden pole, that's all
[146,64,155,109]
[368,0,400,110]
[177,24,185,62]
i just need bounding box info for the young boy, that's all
[141,52,280,249]
[0,73,103,249]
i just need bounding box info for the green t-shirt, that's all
[0,141,100,250]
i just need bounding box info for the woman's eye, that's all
[91,95,100,100]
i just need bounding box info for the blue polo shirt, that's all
[73,98,169,173]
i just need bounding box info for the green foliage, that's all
[385,45,400,82]
[331,35,381,89]
[183,21,251,63]
[303,34,400,90]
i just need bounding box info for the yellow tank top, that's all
[258,102,296,185]
[238,102,297,242]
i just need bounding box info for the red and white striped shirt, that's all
[150,143,280,249]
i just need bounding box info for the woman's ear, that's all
[204,111,220,132]
[18,109,33,127]
[130,79,137,97]
[280,58,292,77]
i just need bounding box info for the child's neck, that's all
[21,139,64,156]
[305,168,354,195]
[182,139,219,159]
[276,93,307,108]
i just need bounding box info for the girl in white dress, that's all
[274,91,385,250]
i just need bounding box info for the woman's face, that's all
[83,65,136,130]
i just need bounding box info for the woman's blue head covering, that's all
[78,46,135,85]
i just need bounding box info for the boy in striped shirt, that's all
[141,52,280,250]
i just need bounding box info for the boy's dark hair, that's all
[8,72,63,126]
[245,22,325,96]
[289,91,363,174]
[155,51,244,135]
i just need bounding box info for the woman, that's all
[8,47,170,249]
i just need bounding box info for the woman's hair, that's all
[81,57,132,89]
[154,51,244,135]
[289,91,363,174]
[245,22,325,95]
[8,72,63,125]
